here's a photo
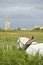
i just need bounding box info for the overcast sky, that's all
[0,0,43,29]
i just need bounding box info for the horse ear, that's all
[31,36,34,40]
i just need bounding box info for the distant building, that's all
[35,26,40,29]
[35,25,43,29]
[5,18,10,30]
[40,26,43,29]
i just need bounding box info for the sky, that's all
[0,0,43,29]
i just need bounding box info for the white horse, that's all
[17,37,43,56]
[17,37,29,49]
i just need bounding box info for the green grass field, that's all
[0,30,43,65]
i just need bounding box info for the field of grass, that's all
[0,30,43,65]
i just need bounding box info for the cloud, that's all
[0,6,35,15]
[0,0,43,14]
[0,0,43,4]
[0,0,43,7]
[0,0,43,16]
[0,5,43,21]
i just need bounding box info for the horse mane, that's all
[24,36,34,50]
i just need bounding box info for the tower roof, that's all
[6,17,9,22]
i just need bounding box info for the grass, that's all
[0,30,43,65]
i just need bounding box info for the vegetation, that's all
[0,30,43,65]
[33,28,40,30]
[33,28,43,31]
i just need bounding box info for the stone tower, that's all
[5,18,10,30]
